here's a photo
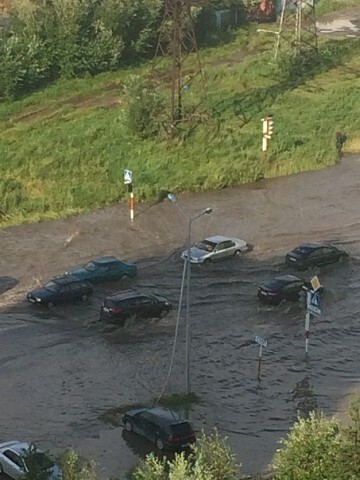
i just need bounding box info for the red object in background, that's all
[248,0,276,21]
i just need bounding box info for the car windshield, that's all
[44,281,60,293]
[196,240,216,252]
[84,262,97,272]
[293,246,312,257]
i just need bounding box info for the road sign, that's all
[124,169,133,185]
[255,335,268,347]
[307,291,321,317]
[311,275,321,292]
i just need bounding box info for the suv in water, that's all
[100,290,172,325]
[122,407,196,451]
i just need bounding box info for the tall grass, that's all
[1,29,360,227]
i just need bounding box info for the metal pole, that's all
[258,344,263,379]
[185,217,192,394]
[128,183,134,222]
[305,291,311,354]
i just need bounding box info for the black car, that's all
[258,275,310,306]
[285,243,348,270]
[122,407,196,451]
[100,290,172,325]
[27,276,94,307]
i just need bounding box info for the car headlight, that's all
[35,297,42,302]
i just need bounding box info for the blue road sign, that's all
[307,291,321,317]
[124,169,133,185]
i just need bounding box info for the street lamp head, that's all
[204,207,212,215]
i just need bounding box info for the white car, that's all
[181,235,250,264]
[0,441,60,480]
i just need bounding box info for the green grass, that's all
[316,0,360,17]
[1,27,360,227]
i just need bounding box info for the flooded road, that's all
[0,156,359,476]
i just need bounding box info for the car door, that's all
[137,296,155,319]
[212,242,227,260]
[1,449,26,479]
[69,282,83,300]
[97,266,110,281]
[282,281,303,301]
[58,285,72,303]
[137,413,156,441]
[321,247,339,265]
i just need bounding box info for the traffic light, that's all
[266,115,274,138]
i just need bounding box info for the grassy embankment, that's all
[1,21,360,227]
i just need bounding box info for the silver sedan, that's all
[181,235,249,264]
[0,441,60,480]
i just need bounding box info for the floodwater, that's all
[317,6,360,37]
[0,156,359,477]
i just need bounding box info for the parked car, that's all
[285,243,348,270]
[66,256,137,283]
[258,275,311,306]
[122,407,196,451]
[0,441,61,480]
[181,235,250,264]
[27,275,93,307]
[100,290,172,325]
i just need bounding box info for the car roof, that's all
[205,235,240,244]
[142,407,183,424]
[275,275,302,283]
[0,441,30,453]
[105,290,143,301]
[92,256,120,265]
[52,275,84,285]
[295,243,325,251]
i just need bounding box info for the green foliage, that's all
[273,411,341,480]
[124,75,167,138]
[131,430,239,480]
[0,0,163,98]
[316,0,360,17]
[337,396,360,479]
[60,450,97,480]
[22,445,54,480]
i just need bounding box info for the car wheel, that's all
[234,250,241,256]
[339,254,347,264]
[122,273,129,280]
[160,308,170,318]
[47,302,54,309]
[125,420,133,432]
[203,258,212,264]
[156,438,164,450]
[81,294,88,302]
[0,462,3,474]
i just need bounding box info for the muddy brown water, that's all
[0,156,359,477]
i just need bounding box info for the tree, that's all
[132,429,240,480]
[273,411,342,480]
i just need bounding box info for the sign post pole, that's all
[255,335,268,382]
[304,276,322,355]
[124,169,134,223]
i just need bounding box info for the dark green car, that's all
[66,256,137,283]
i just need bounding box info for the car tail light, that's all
[109,307,122,313]
[168,434,180,442]
[266,291,278,296]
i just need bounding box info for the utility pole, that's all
[275,0,318,60]
[153,0,208,130]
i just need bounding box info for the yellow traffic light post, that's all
[261,114,274,153]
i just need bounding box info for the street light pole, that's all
[167,193,212,395]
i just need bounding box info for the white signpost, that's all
[255,335,268,380]
[124,169,134,222]
[305,276,322,354]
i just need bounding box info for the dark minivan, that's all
[122,407,196,451]
[100,290,172,325]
